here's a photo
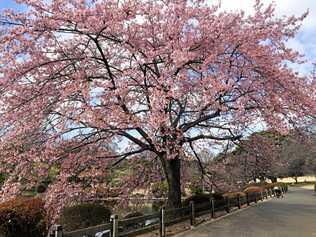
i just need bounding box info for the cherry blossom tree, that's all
[0,0,315,212]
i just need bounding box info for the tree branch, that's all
[98,148,148,168]
[180,109,221,132]
[183,133,242,143]
[189,141,205,176]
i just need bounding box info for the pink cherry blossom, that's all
[0,0,315,222]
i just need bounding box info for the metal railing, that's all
[50,188,284,237]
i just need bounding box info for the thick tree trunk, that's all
[160,153,182,208]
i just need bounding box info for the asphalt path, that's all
[177,186,316,237]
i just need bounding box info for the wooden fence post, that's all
[159,207,165,237]
[237,195,241,209]
[190,201,195,226]
[246,193,250,206]
[110,214,119,237]
[211,198,215,218]
[53,225,63,237]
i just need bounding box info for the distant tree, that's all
[215,129,315,185]
[287,158,305,183]
[304,157,316,176]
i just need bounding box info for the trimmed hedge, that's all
[243,186,264,194]
[223,191,246,198]
[210,192,224,201]
[182,193,211,207]
[0,197,47,237]
[59,203,111,231]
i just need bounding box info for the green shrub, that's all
[190,186,204,195]
[0,197,47,237]
[152,200,165,212]
[59,203,111,231]
[223,191,246,198]
[210,193,228,209]
[182,193,210,206]
[210,192,224,201]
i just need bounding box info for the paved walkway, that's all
[177,186,316,237]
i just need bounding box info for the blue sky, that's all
[0,0,25,11]
[1,0,315,74]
